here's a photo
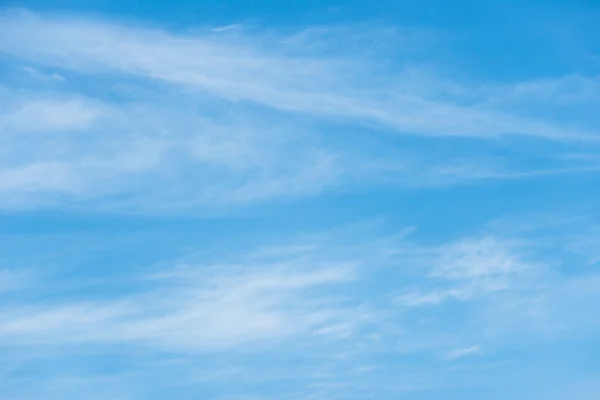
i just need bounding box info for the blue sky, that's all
[1,0,600,399]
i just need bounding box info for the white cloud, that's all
[0,253,358,351]
[0,10,597,140]
[0,10,599,211]
[395,236,543,307]
[444,345,482,360]
[2,220,600,399]
[431,237,533,281]
[0,161,80,193]
[0,226,582,355]
[0,97,104,132]
[0,88,343,209]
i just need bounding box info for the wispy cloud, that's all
[2,217,600,398]
[3,220,598,354]
[0,86,342,209]
[1,10,597,140]
[0,10,599,211]
[395,236,544,307]
[0,96,104,133]
[0,250,359,351]
[2,3,600,399]
[444,345,483,360]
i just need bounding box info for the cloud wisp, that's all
[1,10,600,211]
[2,217,600,398]
[3,221,600,355]
[1,10,598,140]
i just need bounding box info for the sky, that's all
[1,0,600,399]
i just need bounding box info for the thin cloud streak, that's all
[3,225,599,354]
[0,10,600,211]
[0,259,358,351]
[1,10,598,140]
